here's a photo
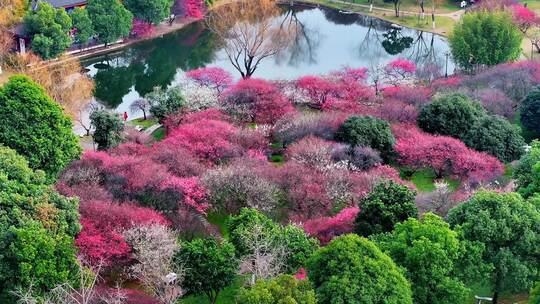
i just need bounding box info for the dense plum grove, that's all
[2,2,540,303]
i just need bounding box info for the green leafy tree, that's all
[334,115,395,159]
[24,2,72,59]
[227,208,318,273]
[87,0,133,46]
[0,146,80,302]
[449,11,522,70]
[520,86,540,137]
[90,109,125,150]
[124,0,174,25]
[354,180,418,237]
[237,274,317,304]
[0,75,81,179]
[376,213,486,304]
[517,162,540,199]
[448,191,540,304]
[514,140,540,198]
[418,93,485,139]
[307,234,413,304]
[173,237,238,304]
[71,7,95,45]
[146,86,186,122]
[463,115,525,162]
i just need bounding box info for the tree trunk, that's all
[492,291,499,304]
[394,1,399,17]
[142,110,147,120]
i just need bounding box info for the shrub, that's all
[376,213,480,304]
[286,136,334,170]
[0,75,81,178]
[186,67,233,94]
[354,180,418,237]
[307,234,413,304]
[514,140,540,198]
[237,275,317,304]
[273,112,347,146]
[394,127,505,182]
[303,207,360,244]
[335,115,395,159]
[417,93,485,139]
[221,78,294,124]
[146,87,186,122]
[450,11,522,70]
[520,86,540,137]
[173,237,238,304]
[463,115,525,162]
[448,191,540,302]
[330,145,382,171]
[90,109,125,151]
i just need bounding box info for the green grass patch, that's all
[207,212,231,239]
[180,276,246,304]
[129,117,158,130]
[401,167,460,192]
[151,127,166,141]
[410,168,437,192]
[270,154,285,164]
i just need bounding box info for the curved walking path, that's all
[320,0,465,21]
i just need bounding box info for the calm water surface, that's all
[82,4,454,115]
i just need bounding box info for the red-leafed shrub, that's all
[186,67,233,94]
[76,218,132,267]
[150,144,204,177]
[160,176,209,214]
[472,88,516,119]
[431,76,462,91]
[393,127,504,183]
[381,86,431,107]
[384,59,416,85]
[277,163,332,220]
[296,76,338,108]
[303,207,360,244]
[161,118,241,163]
[511,3,538,33]
[376,99,419,124]
[76,201,169,267]
[184,0,204,19]
[221,78,294,124]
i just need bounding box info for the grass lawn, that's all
[310,0,456,36]
[180,276,246,304]
[402,168,460,192]
[128,117,158,130]
[151,127,166,141]
[352,0,460,14]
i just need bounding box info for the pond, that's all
[82,4,454,116]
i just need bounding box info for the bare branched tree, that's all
[13,262,127,304]
[123,224,183,304]
[129,99,151,120]
[239,224,289,285]
[206,0,296,78]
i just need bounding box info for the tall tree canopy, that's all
[125,0,174,25]
[418,93,485,139]
[354,180,418,237]
[24,2,72,59]
[173,237,238,304]
[307,234,413,304]
[87,0,133,45]
[449,11,522,70]
[376,213,485,304]
[0,75,81,179]
[448,191,540,304]
[0,146,80,302]
[71,7,95,45]
[514,140,540,198]
[520,86,540,138]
